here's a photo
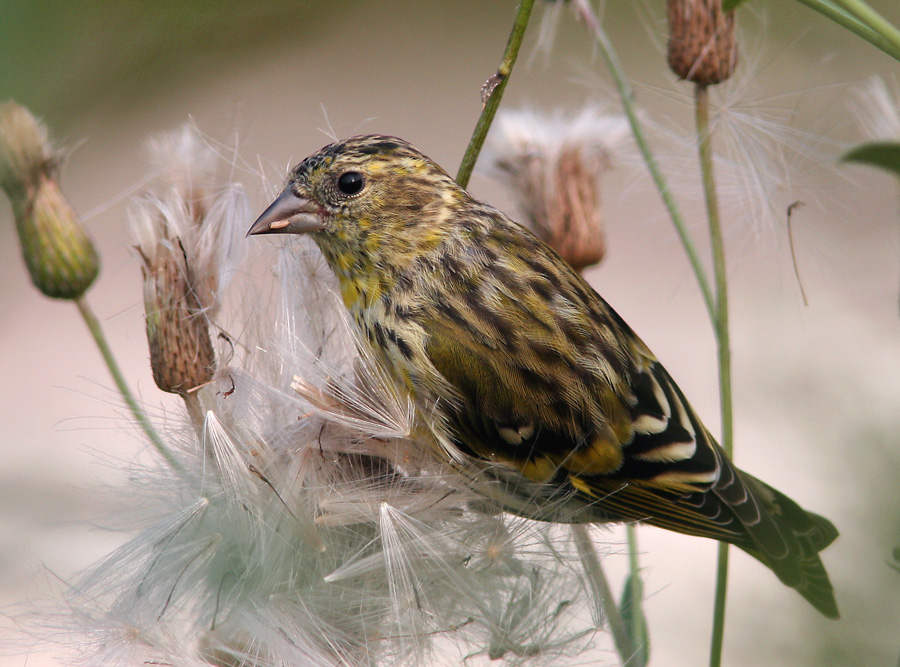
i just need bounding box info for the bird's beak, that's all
[247,188,326,236]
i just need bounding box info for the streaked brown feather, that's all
[255,134,840,618]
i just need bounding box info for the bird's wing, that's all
[418,238,725,499]
[418,237,838,616]
[424,297,740,540]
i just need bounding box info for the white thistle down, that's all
[485,107,631,174]
[633,33,851,250]
[19,126,609,666]
[132,124,247,323]
[853,76,900,140]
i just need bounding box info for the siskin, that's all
[249,135,838,618]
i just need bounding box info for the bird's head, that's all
[248,135,462,261]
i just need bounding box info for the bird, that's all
[248,134,839,618]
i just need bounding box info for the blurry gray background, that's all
[1,1,899,665]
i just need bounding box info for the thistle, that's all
[485,107,630,272]
[0,101,99,299]
[132,126,246,399]
[667,0,738,86]
[18,128,604,666]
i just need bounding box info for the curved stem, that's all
[75,296,182,473]
[795,0,900,62]
[455,0,535,189]
[695,84,733,667]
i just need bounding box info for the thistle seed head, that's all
[132,126,246,395]
[486,108,630,271]
[667,0,738,86]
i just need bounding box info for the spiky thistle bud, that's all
[667,0,738,86]
[485,108,630,272]
[0,101,99,299]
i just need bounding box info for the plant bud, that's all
[137,198,216,396]
[0,101,99,299]
[486,108,629,272]
[667,0,737,86]
[131,125,248,397]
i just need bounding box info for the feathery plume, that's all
[853,76,900,140]
[16,126,607,666]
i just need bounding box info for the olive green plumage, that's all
[249,134,839,618]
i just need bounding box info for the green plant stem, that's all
[710,542,730,667]
[695,84,734,667]
[625,524,647,663]
[75,296,182,473]
[572,524,636,665]
[835,0,900,43]
[796,0,900,62]
[694,86,733,456]
[455,0,534,189]
[571,0,715,320]
[575,2,739,663]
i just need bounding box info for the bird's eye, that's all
[337,171,364,196]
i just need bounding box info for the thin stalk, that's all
[694,86,733,455]
[695,84,733,667]
[75,296,182,473]
[834,0,900,54]
[574,2,739,662]
[710,542,730,667]
[571,0,716,321]
[183,392,207,437]
[896,184,900,317]
[625,524,647,664]
[455,0,534,189]
[572,524,637,665]
[795,0,900,62]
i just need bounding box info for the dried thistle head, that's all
[14,123,608,667]
[132,125,246,395]
[20,239,607,667]
[0,101,99,299]
[667,0,738,86]
[136,200,217,395]
[485,107,630,272]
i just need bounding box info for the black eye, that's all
[337,171,364,196]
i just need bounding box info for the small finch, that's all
[249,135,838,618]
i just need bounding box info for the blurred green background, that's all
[1,1,899,665]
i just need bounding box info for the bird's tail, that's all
[734,472,839,618]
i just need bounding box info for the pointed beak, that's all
[247,188,326,237]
